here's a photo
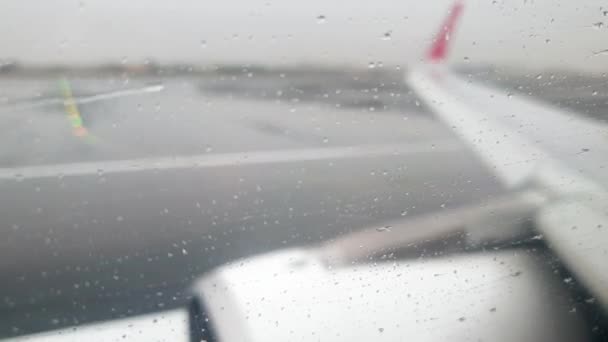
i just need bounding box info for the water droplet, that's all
[378,328,384,333]
[507,93,513,99]
[381,31,392,41]
[591,49,608,57]
[592,22,604,30]
[116,216,124,222]
[121,56,128,65]
[368,61,376,69]
[322,137,329,144]
[530,234,543,241]
[182,248,188,255]
[200,40,207,48]
[545,38,551,44]
[458,317,466,322]
[316,15,326,23]
[400,210,408,216]
[205,145,213,153]
[592,90,598,96]
[376,225,392,233]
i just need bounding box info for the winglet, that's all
[426,0,464,63]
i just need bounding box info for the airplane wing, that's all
[406,0,608,309]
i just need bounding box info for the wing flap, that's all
[536,201,608,309]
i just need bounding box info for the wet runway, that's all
[0,69,524,337]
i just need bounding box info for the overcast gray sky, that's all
[2,0,607,71]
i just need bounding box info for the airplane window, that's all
[1,1,606,341]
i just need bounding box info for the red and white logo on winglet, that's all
[426,0,464,63]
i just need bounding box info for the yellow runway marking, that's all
[59,78,97,143]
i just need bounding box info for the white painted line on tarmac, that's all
[0,141,461,180]
[1,84,164,111]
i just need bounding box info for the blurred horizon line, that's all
[0,60,603,78]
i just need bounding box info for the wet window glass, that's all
[1,1,607,341]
